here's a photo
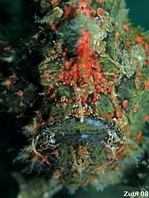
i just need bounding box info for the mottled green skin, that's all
[0,0,149,198]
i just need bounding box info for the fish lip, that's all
[37,116,121,146]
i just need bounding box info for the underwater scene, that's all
[0,0,149,198]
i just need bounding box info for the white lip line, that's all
[87,118,104,127]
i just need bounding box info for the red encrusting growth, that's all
[5,79,13,89]
[82,181,88,187]
[58,30,111,103]
[136,132,143,141]
[122,100,128,109]
[78,0,93,18]
[97,0,105,3]
[18,90,24,97]
[53,149,59,155]
[122,24,129,31]
[144,115,149,122]
[145,78,149,90]
[62,5,77,20]
[104,112,111,119]
[50,0,59,6]
[97,8,105,16]
[62,0,94,22]
[135,36,149,64]
[115,107,122,119]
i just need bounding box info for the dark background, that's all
[0,0,149,198]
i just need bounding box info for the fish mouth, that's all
[35,115,125,151]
